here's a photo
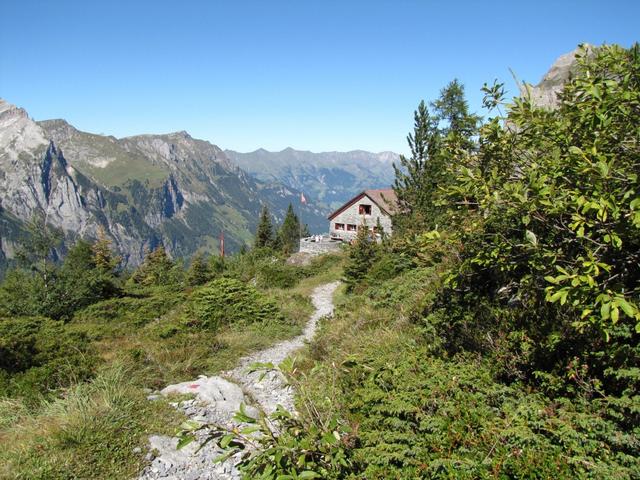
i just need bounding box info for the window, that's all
[359,204,372,215]
[347,224,357,231]
[334,222,345,230]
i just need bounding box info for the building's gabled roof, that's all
[328,188,399,220]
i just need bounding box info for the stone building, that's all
[328,188,398,241]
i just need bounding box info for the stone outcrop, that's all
[521,44,593,109]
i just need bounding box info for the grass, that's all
[0,252,344,479]
[287,264,640,479]
[0,362,183,480]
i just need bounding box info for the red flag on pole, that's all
[300,192,307,204]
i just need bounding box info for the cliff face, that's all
[0,99,326,273]
[521,44,593,109]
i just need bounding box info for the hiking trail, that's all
[139,281,340,480]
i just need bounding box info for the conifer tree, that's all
[431,79,480,148]
[392,100,442,232]
[343,223,376,292]
[375,216,385,241]
[393,80,479,233]
[278,203,301,254]
[92,226,120,273]
[255,205,275,248]
[187,252,210,286]
[131,246,177,286]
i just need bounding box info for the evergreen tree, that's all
[278,203,301,255]
[209,254,225,277]
[343,223,377,292]
[393,81,479,233]
[92,226,120,273]
[55,239,120,318]
[255,205,275,248]
[16,215,63,301]
[431,79,481,147]
[131,246,179,287]
[375,216,385,241]
[187,252,210,286]
[392,100,442,232]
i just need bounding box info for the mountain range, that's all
[225,148,398,210]
[0,99,396,273]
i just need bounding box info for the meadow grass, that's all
[0,252,344,479]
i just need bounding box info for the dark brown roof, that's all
[328,188,399,220]
[364,188,399,215]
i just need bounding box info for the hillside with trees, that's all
[214,43,640,479]
[0,43,638,479]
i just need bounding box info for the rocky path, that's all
[139,281,340,480]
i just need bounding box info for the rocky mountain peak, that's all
[521,44,594,109]
[0,98,49,163]
[38,119,79,143]
[0,98,28,120]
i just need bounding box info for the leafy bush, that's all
[432,44,640,396]
[255,260,302,289]
[340,346,639,479]
[73,289,185,328]
[0,316,96,399]
[187,278,284,331]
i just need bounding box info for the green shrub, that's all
[437,44,640,395]
[73,289,185,328]
[340,345,640,479]
[0,316,96,399]
[366,249,415,283]
[187,278,284,331]
[255,260,301,289]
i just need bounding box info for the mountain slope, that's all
[225,148,398,210]
[0,99,326,273]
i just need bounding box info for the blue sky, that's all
[1,1,638,154]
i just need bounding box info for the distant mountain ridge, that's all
[0,99,327,274]
[225,148,398,210]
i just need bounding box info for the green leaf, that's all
[611,306,619,324]
[569,146,583,156]
[322,431,338,445]
[299,472,321,479]
[240,426,261,435]
[220,434,234,449]
[548,290,564,303]
[214,448,239,464]
[525,230,537,246]
[177,434,195,450]
[617,298,636,317]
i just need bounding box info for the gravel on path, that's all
[138,281,340,480]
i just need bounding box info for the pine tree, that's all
[278,203,301,255]
[255,205,275,248]
[343,223,377,292]
[431,79,480,147]
[92,226,120,273]
[131,246,177,286]
[393,80,479,233]
[187,252,210,286]
[392,100,442,233]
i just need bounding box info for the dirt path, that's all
[139,281,340,480]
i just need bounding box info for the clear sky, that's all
[1,1,638,154]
